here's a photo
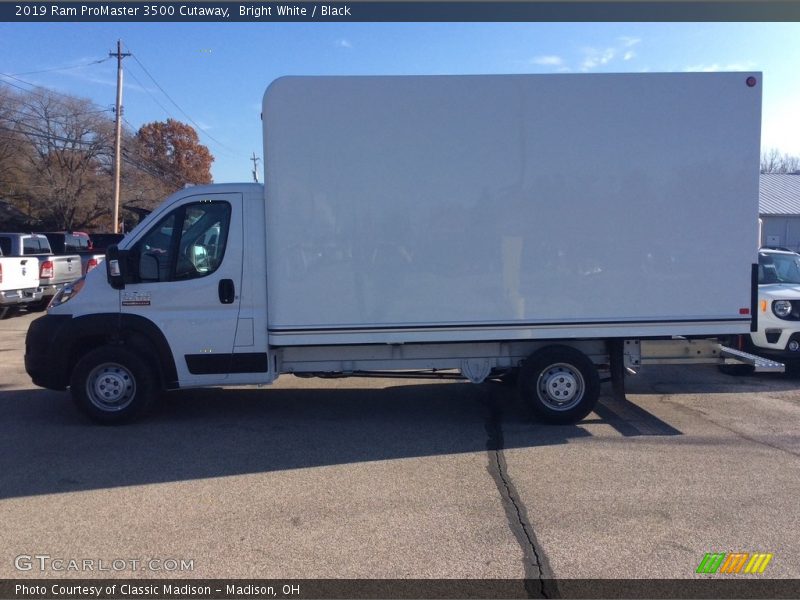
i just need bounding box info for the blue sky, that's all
[1,22,799,183]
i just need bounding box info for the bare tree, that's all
[16,91,117,229]
[0,85,209,231]
[761,148,800,174]
[0,87,35,210]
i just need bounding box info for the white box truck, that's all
[25,73,776,424]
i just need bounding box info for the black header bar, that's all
[4,1,800,22]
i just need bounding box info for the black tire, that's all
[718,364,755,376]
[70,345,159,424]
[518,345,600,424]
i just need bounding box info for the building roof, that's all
[760,173,800,216]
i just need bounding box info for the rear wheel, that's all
[518,345,600,424]
[70,346,158,424]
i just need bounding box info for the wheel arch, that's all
[62,313,178,390]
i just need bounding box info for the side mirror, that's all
[106,245,126,290]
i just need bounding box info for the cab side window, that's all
[134,201,231,282]
[174,203,231,280]
[136,213,177,282]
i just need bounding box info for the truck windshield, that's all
[759,253,800,285]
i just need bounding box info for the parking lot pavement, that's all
[0,308,36,391]
[503,365,800,579]
[1,310,799,585]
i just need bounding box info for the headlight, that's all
[49,277,85,309]
[772,300,793,318]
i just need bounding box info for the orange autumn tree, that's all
[134,118,213,191]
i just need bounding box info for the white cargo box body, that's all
[263,73,761,345]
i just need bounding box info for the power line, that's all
[124,45,235,155]
[1,127,168,181]
[0,127,109,150]
[124,67,175,121]
[0,72,110,114]
[0,76,42,95]
[1,103,114,122]
[9,57,111,77]
[0,109,111,139]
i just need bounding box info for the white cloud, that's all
[335,39,352,49]
[531,55,564,67]
[527,35,641,73]
[581,48,616,71]
[618,36,641,48]
[684,61,756,72]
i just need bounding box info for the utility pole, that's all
[110,39,130,233]
[250,152,261,183]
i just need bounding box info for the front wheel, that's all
[70,346,159,424]
[518,345,600,424]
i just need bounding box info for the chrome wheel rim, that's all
[535,362,585,411]
[86,362,136,411]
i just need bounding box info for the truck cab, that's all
[25,184,273,421]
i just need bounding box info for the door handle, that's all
[218,279,235,304]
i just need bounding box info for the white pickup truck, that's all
[0,245,42,318]
[0,233,82,310]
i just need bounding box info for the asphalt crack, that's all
[482,386,557,599]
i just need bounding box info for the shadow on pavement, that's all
[0,380,680,500]
[623,364,800,395]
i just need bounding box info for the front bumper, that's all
[25,314,73,390]
[750,326,800,360]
